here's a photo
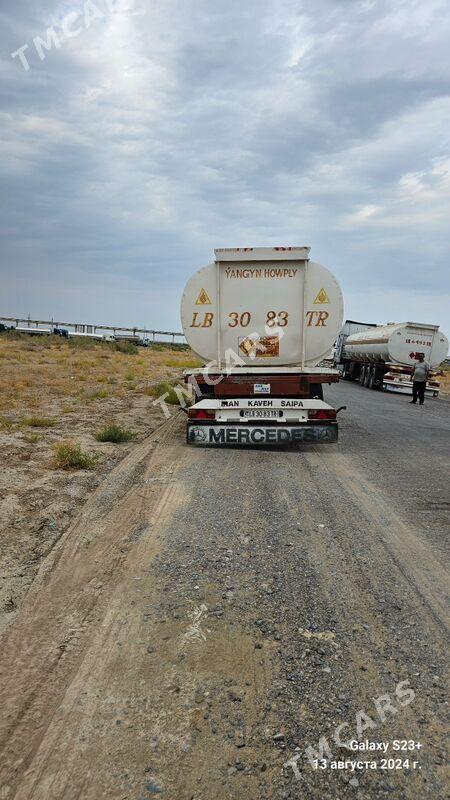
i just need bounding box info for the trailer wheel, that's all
[373,367,383,390]
[359,366,366,385]
[368,366,376,389]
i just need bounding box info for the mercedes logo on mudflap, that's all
[191,427,207,443]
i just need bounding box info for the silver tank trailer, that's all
[343,322,449,368]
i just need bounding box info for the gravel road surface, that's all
[0,382,448,800]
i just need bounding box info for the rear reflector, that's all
[308,409,336,420]
[188,408,216,420]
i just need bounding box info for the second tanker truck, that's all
[337,321,448,397]
[180,246,345,446]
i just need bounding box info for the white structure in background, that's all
[339,322,449,397]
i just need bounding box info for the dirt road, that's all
[0,383,448,800]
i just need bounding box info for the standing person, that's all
[410,354,431,405]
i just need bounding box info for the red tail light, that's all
[188,408,215,420]
[309,409,336,420]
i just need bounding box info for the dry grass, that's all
[22,416,56,428]
[152,380,183,405]
[94,424,136,443]
[0,334,202,631]
[439,366,450,395]
[53,440,97,470]
[23,432,41,444]
[0,334,202,415]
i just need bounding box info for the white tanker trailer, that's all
[181,247,343,367]
[341,322,449,397]
[180,246,346,446]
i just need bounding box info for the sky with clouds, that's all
[1,0,449,333]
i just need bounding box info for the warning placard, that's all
[196,288,212,305]
[313,288,330,304]
[239,335,280,358]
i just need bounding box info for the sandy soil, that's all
[0,334,196,635]
[0,379,448,800]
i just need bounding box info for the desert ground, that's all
[0,333,199,636]
[0,336,448,800]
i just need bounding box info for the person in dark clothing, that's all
[410,354,431,404]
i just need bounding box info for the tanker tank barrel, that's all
[343,322,449,369]
[180,246,344,367]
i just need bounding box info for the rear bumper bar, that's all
[187,423,338,446]
[382,381,439,397]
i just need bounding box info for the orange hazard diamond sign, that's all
[313,288,330,304]
[195,288,212,305]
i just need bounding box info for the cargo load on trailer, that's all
[181,247,345,446]
[15,326,52,336]
[335,320,449,397]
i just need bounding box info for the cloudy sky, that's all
[1,0,449,333]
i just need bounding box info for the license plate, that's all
[241,409,281,418]
[254,383,270,394]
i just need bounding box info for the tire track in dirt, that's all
[316,450,450,633]
[0,413,186,798]
[277,447,449,799]
[5,422,276,800]
[1,412,448,799]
